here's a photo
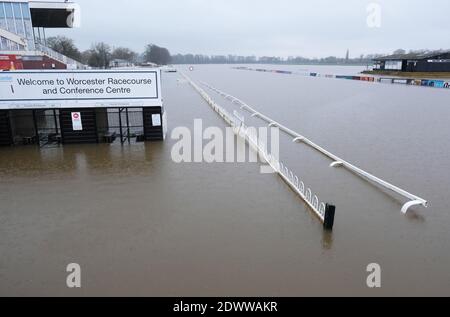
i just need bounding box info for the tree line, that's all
[171,49,448,65]
[46,37,446,67]
[46,36,172,68]
[171,54,379,65]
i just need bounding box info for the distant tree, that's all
[345,49,350,62]
[393,49,406,55]
[80,50,91,65]
[111,47,138,63]
[85,42,111,69]
[46,36,81,61]
[408,49,430,54]
[144,44,171,65]
[323,56,339,64]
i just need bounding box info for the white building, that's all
[109,58,135,68]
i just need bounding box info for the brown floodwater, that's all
[1,65,449,296]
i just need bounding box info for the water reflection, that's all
[1,66,449,296]
[321,228,334,250]
[406,210,426,223]
[0,142,169,179]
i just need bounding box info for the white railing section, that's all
[35,43,87,69]
[242,123,327,221]
[180,71,329,222]
[200,81,428,214]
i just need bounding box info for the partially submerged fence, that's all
[233,66,450,90]
[200,81,428,214]
[181,71,336,230]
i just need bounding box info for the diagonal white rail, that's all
[200,81,428,214]
[243,124,328,221]
[180,72,329,223]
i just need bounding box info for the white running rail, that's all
[180,72,330,222]
[200,81,428,214]
[244,125,328,221]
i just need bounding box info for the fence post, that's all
[126,108,130,143]
[32,109,39,147]
[323,204,336,231]
[119,108,123,143]
[53,109,59,135]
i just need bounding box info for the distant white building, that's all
[109,58,134,68]
[140,61,158,67]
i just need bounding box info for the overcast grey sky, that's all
[47,0,450,58]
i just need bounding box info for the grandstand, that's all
[0,0,85,70]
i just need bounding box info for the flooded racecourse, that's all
[1,65,450,296]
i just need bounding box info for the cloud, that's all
[46,0,450,57]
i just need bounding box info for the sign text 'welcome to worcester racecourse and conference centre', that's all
[0,70,162,109]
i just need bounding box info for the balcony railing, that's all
[34,42,87,70]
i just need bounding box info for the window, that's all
[4,2,12,18]
[12,3,22,19]
[19,3,33,46]
[4,2,15,33]
[0,3,7,30]
[13,3,24,36]
[0,36,6,50]
[21,3,31,19]
[24,19,33,39]
[385,60,402,70]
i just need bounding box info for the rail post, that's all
[323,204,336,231]
[32,109,39,147]
[119,107,123,143]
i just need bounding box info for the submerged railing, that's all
[200,81,428,214]
[181,71,336,230]
[242,123,335,228]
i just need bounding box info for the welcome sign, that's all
[0,70,162,109]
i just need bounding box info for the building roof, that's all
[29,1,80,28]
[374,50,450,61]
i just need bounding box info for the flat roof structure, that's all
[374,50,450,61]
[373,50,450,72]
[29,0,80,28]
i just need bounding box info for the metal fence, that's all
[8,110,60,146]
[200,81,428,215]
[7,108,146,147]
[35,43,88,70]
[102,108,144,143]
[238,116,331,223]
[181,71,336,230]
